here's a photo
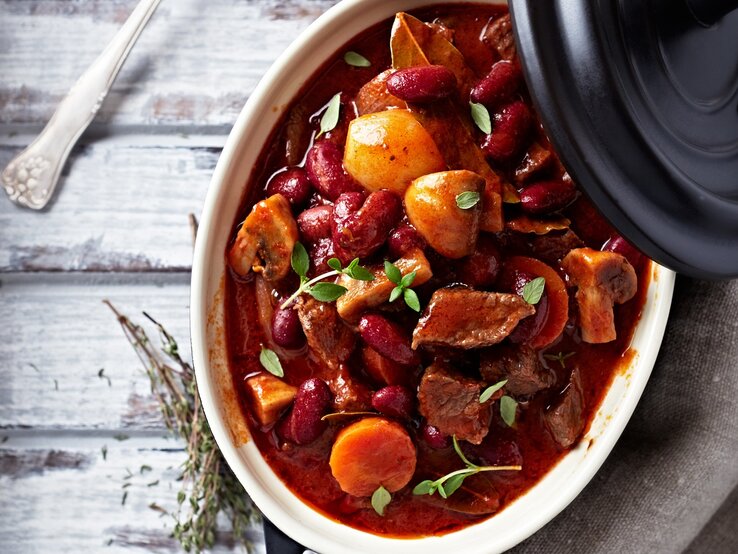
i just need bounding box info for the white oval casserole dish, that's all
[190,1,676,552]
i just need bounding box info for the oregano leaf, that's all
[308,282,348,302]
[470,102,492,134]
[384,260,402,284]
[479,379,508,404]
[259,348,284,378]
[455,191,481,210]
[371,485,391,516]
[500,395,518,427]
[327,258,342,272]
[403,288,421,312]
[316,93,341,139]
[389,286,403,303]
[344,51,371,67]
[291,242,309,278]
[522,276,546,305]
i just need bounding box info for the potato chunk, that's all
[404,170,484,258]
[343,110,446,195]
[244,374,297,426]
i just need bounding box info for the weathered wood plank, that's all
[0,275,194,429]
[0,440,265,553]
[0,142,215,272]
[0,0,336,131]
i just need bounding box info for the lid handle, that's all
[684,0,738,24]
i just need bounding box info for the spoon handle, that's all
[1,0,163,210]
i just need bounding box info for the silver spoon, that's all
[1,0,163,210]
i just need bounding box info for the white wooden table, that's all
[0,1,336,551]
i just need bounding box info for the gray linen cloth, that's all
[513,277,738,553]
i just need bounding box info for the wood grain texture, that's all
[0,275,193,429]
[0,142,215,272]
[0,0,336,131]
[0,440,265,553]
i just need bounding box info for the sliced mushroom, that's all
[228,194,298,281]
[562,247,637,343]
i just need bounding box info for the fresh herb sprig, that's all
[413,437,521,499]
[104,301,259,553]
[279,243,374,310]
[543,351,575,369]
[384,261,420,312]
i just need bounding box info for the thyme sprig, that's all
[413,436,521,499]
[384,261,420,312]
[280,243,374,309]
[104,301,259,552]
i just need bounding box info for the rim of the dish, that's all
[190,1,677,552]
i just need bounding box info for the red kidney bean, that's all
[507,270,550,344]
[603,235,644,269]
[305,140,363,201]
[470,60,522,107]
[278,378,331,445]
[482,100,533,162]
[358,314,420,367]
[387,223,426,259]
[308,237,336,276]
[386,65,457,103]
[371,386,414,420]
[297,205,334,244]
[519,180,577,215]
[271,306,305,349]
[421,423,451,449]
[266,167,312,208]
[332,190,403,261]
[458,235,502,288]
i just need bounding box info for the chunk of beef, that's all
[562,248,637,343]
[543,368,585,449]
[297,297,355,369]
[327,364,373,411]
[417,362,491,444]
[480,344,555,397]
[483,14,516,60]
[412,288,535,350]
[529,229,585,265]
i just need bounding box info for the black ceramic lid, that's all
[509,0,738,279]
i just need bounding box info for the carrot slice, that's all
[329,417,417,497]
[502,256,569,349]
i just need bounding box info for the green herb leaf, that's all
[522,276,546,305]
[384,260,402,284]
[403,288,421,312]
[455,191,481,210]
[291,242,310,278]
[400,271,417,288]
[479,379,508,403]
[259,347,284,378]
[389,286,403,303]
[543,351,575,369]
[371,485,391,516]
[327,258,342,272]
[413,480,435,496]
[316,93,341,139]
[309,282,348,302]
[470,102,492,134]
[344,51,371,67]
[500,395,517,427]
[443,473,467,496]
[437,482,448,499]
[347,264,375,281]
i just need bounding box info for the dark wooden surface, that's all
[0,1,336,550]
